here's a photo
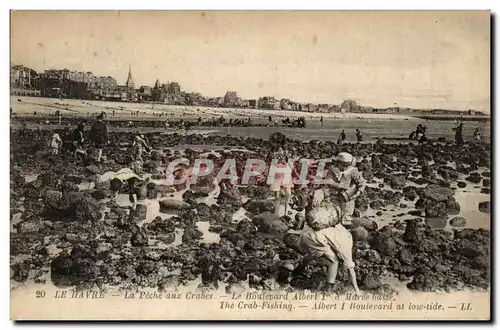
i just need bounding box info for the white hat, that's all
[336,152,354,164]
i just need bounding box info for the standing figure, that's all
[453,122,464,147]
[355,129,363,142]
[89,112,108,162]
[267,132,296,217]
[473,128,482,143]
[337,130,346,145]
[321,152,366,225]
[49,131,62,155]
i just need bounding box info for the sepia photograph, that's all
[9,10,491,320]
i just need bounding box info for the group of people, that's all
[336,129,363,144]
[261,132,364,293]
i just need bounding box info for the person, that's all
[49,131,62,155]
[112,109,115,117]
[355,129,363,142]
[267,132,297,216]
[132,133,150,162]
[320,116,324,126]
[337,130,346,145]
[473,128,482,142]
[198,117,202,126]
[89,112,108,162]
[108,169,144,208]
[453,122,464,147]
[71,122,86,159]
[165,119,170,128]
[319,152,366,225]
[295,201,360,293]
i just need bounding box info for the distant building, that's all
[97,76,117,90]
[248,99,258,108]
[258,96,280,110]
[10,64,41,96]
[224,91,241,107]
[125,65,135,90]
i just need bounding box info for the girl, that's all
[266,132,297,217]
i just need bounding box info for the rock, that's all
[11,261,30,282]
[225,283,246,294]
[478,201,490,214]
[157,233,176,245]
[420,185,455,202]
[370,200,385,210]
[131,226,148,247]
[372,236,398,257]
[217,187,243,209]
[375,211,383,217]
[402,186,419,201]
[449,217,467,228]
[402,219,422,243]
[355,195,370,212]
[398,248,414,265]
[159,199,191,212]
[16,219,44,233]
[155,185,176,194]
[182,226,203,244]
[444,197,460,215]
[483,179,490,187]
[145,251,161,261]
[283,233,301,251]
[365,249,382,263]
[351,217,378,231]
[457,181,467,188]
[252,212,288,236]
[399,203,407,208]
[424,201,448,218]
[482,171,490,178]
[85,165,100,175]
[425,217,447,229]
[350,227,368,241]
[133,204,148,220]
[244,199,275,214]
[362,273,381,290]
[386,175,406,190]
[91,189,109,200]
[465,172,482,184]
[191,183,216,196]
[481,188,490,194]
[50,246,100,286]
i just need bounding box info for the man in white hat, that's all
[312,152,366,225]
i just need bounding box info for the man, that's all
[337,130,346,145]
[89,113,108,162]
[453,122,464,147]
[319,152,366,225]
[295,202,360,293]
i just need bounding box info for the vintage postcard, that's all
[10,10,491,320]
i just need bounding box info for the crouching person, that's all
[295,202,360,293]
[109,170,143,208]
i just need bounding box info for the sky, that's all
[10,11,490,112]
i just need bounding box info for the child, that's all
[109,169,144,208]
[267,132,297,217]
[49,131,62,155]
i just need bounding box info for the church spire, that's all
[125,65,135,90]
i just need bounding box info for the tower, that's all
[125,65,135,90]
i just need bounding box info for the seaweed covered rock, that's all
[50,245,100,287]
[244,199,275,214]
[252,212,288,236]
[159,199,191,212]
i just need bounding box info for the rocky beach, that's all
[10,123,491,296]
